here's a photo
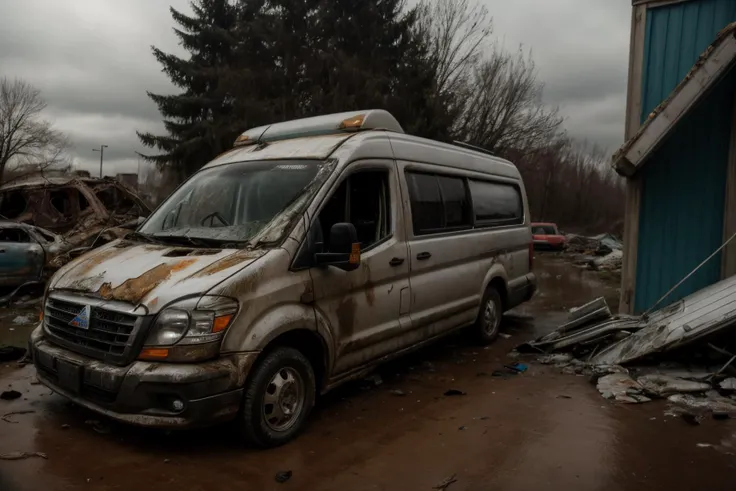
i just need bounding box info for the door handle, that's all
[416,251,432,260]
[0,249,6,253]
[389,257,405,266]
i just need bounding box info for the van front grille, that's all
[44,297,138,361]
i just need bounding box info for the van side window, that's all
[317,170,391,251]
[468,180,523,226]
[406,172,471,235]
[437,176,471,228]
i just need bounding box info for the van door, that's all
[308,161,411,375]
[399,163,481,335]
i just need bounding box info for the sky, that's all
[0,0,632,177]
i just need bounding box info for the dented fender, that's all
[221,302,335,375]
[480,262,509,299]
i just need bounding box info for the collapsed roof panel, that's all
[612,22,736,176]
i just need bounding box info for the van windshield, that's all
[138,160,320,245]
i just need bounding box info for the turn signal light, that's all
[139,348,170,360]
[339,114,366,130]
[349,243,361,265]
[212,314,234,333]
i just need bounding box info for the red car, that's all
[531,222,566,250]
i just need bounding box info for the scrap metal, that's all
[0,176,150,274]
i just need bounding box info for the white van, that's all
[31,110,536,447]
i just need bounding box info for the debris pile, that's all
[559,233,623,272]
[0,177,150,304]
[565,233,622,256]
[519,276,736,419]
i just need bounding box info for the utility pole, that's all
[92,145,108,178]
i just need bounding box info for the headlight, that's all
[146,309,190,346]
[139,296,238,361]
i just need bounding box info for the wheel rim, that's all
[482,298,500,335]
[263,367,305,432]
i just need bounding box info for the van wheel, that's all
[474,287,503,345]
[238,346,316,448]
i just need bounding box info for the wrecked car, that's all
[30,110,537,448]
[531,222,565,250]
[0,176,150,271]
[0,176,149,236]
[0,221,64,288]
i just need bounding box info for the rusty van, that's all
[30,110,536,447]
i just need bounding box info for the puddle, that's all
[0,307,40,348]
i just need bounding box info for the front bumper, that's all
[30,326,258,428]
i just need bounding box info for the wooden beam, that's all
[625,5,647,144]
[620,5,647,315]
[722,96,736,278]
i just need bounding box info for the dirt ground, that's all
[1,255,735,491]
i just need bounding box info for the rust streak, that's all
[170,258,198,272]
[74,248,121,277]
[96,259,198,304]
[190,250,262,278]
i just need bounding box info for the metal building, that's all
[616,0,736,314]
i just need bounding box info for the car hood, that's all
[49,240,266,313]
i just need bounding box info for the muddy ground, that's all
[0,255,734,491]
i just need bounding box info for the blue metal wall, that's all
[634,1,736,313]
[641,0,736,120]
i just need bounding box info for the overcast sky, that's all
[0,0,631,177]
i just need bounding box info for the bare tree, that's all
[453,47,563,156]
[416,0,622,234]
[416,0,492,105]
[0,78,68,184]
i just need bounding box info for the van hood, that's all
[49,240,266,313]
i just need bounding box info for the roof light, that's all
[339,114,365,130]
[233,110,404,147]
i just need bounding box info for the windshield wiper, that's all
[126,231,161,244]
[150,234,212,248]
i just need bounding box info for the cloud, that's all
[0,0,632,179]
[480,0,631,150]
[0,0,191,176]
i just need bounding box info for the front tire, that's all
[238,346,316,448]
[473,287,503,345]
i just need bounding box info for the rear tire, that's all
[473,287,503,345]
[238,346,316,448]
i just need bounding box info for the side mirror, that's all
[314,222,360,271]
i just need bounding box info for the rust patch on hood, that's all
[170,258,198,272]
[95,258,199,304]
[73,247,123,277]
[190,250,263,278]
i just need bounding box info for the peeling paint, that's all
[94,259,199,304]
[97,263,174,303]
[73,247,122,277]
[190,250,264,278]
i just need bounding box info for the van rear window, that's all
[468,180,523,226]
[406,172,472,235]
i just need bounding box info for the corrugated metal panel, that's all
[634,68,736,313]
[641,0,736,121]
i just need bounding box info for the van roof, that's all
[205,113,519,180]
[232,110,404,147]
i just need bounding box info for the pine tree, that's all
[304,0,452,140]
[141,0,453,180]
[137,0,240,178]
